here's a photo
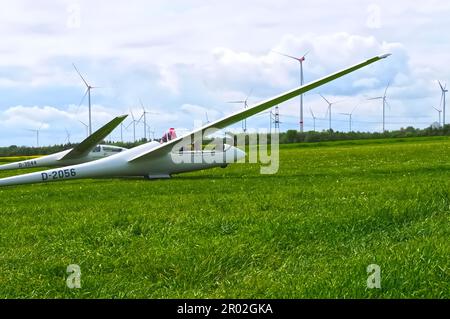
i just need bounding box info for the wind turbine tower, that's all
[310,107,317,132]
[319,94,341,132]
[339,105,358,132]
[438,81,447,127]
[368,82,390,132]
[148,129,155,141]
[28,124,43,147]
[138,100,159,141]
[273,50,308,132]
[432,106,442,127]
[127,110,139,142]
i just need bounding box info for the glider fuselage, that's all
[0,142,245,186]
[0,144,127,171]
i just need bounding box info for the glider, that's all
[0,54,390,187]
[0,115,128,171]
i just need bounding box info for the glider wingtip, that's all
[379,53,392,59]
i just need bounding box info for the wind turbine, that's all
[339,105,358,132]
[368,82,391,132]
[120,123,125,142]
[126,110,139,142]
[148,128,156,141]
[432,106,442,127]
[438,81,447,126]
[27,124,43,147]
[64,128,71,144]
[228,89,253,133]
[138,99,159,141]
[73,64,100,136]
[273,50,308,132]
[309,107,317,132]
[319,94,343,132]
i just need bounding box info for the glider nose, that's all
[224,144,246,164]
[224,145,246,163]
[236,147,246,162]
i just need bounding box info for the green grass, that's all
[0,137,449,298]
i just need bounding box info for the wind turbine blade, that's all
[247,89,253,99]
[367,97,383,100]
[324,106,329,119]
[272,50,300,61]
[309,107,315,118]
[227,101,246,104]
[438,80,445,91]
[384,81,391,97]
[319,93,331,105]
[351,104,358,114]
[139,98,145,111]
[64,128,71,143]
[245,88,253,102]
[77,88,89,108]
[432,106,440,112]
[72,63,89,88]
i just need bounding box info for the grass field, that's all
[0,136,449,298]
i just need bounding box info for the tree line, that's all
[1,125,449,157]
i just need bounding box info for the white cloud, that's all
[158,66,181,95]
[366,4,382,29]
[0,1,449,145]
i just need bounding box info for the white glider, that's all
[0,54,390,187]
[0,115,128,171]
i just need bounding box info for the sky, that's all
[0,0,449,146]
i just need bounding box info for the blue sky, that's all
[0,0,449,146]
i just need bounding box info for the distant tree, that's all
[285,130,298,143]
